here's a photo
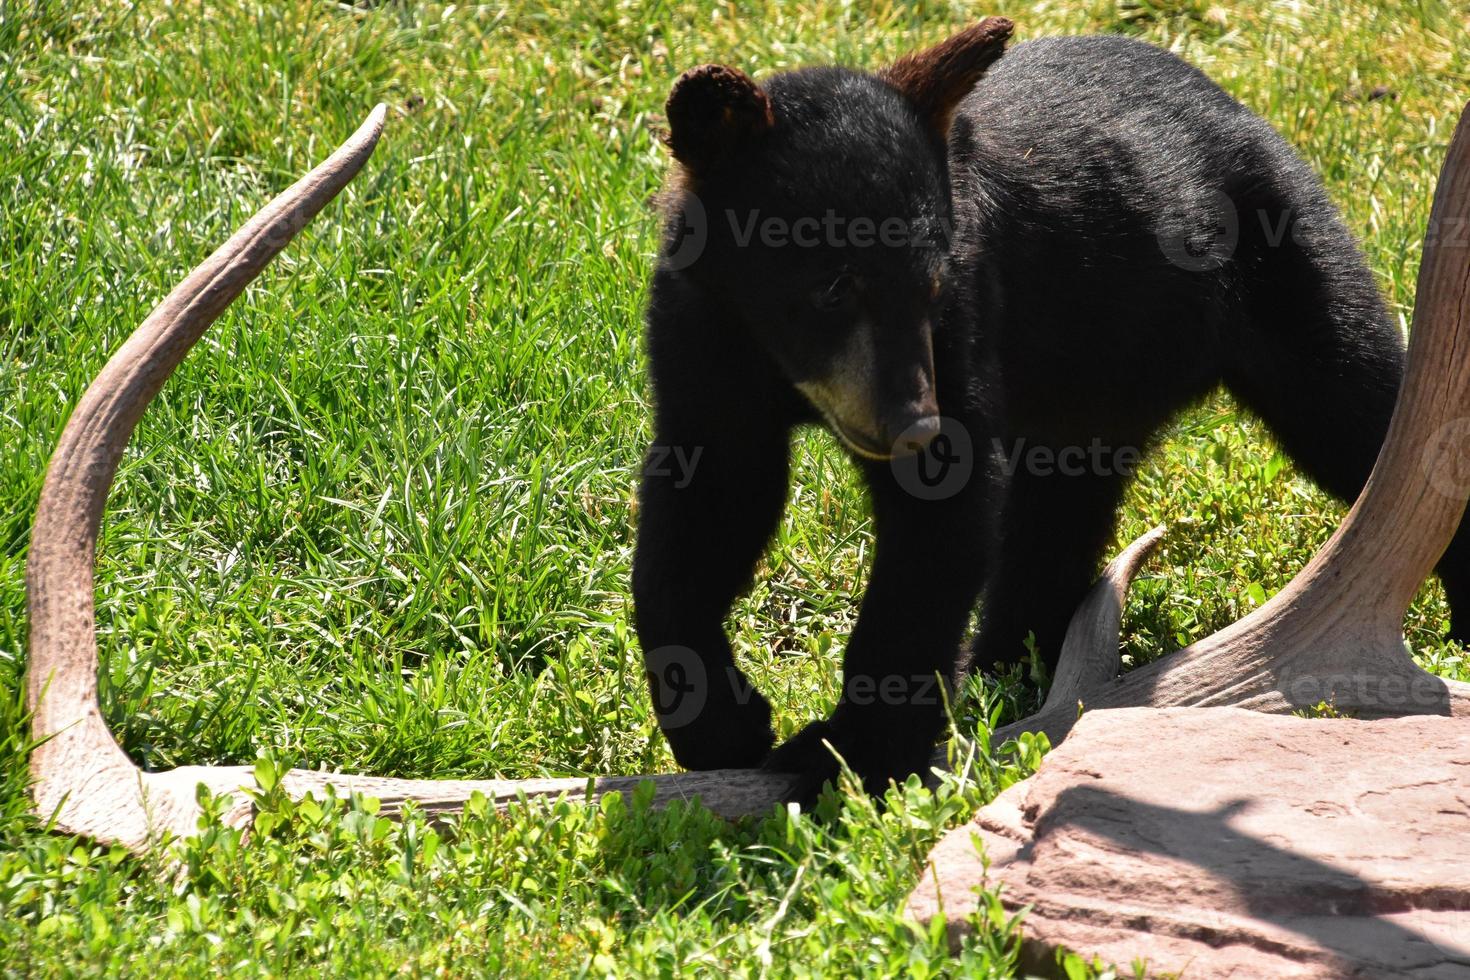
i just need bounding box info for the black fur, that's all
[633,33,1469,807]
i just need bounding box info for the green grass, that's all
[1,0,1467,975]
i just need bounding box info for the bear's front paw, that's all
[763,711,939,811]
[761,718,846,810]
[661,688,776,771]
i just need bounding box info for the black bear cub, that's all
[633,18,1470,806]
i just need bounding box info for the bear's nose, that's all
[885,411,942,456]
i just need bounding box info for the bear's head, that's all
[657,18,1012,459]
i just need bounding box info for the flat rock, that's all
[907,706,1470,978]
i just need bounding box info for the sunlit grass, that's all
[1,0,1466,974]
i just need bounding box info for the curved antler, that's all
[25,107,796,852]
[26,105,391,848]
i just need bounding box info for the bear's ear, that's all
[664,64,775,175]
[882,17,1013,138]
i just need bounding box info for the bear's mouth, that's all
[792,379,894,461]
[828,418,893,461]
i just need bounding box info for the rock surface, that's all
[907,706,1470,978]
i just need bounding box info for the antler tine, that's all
[26,106,388,850]
[25,106,799,851]
[1040,525,1166,716]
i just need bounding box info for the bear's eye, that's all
[810,272,859,313]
